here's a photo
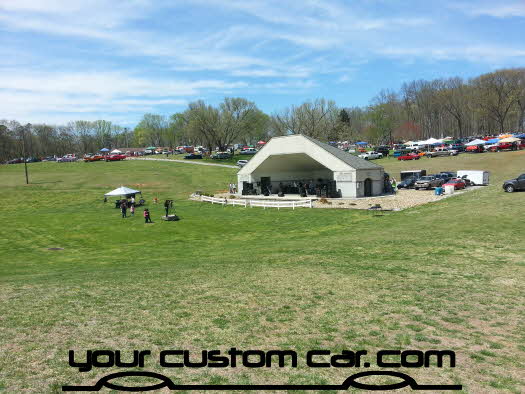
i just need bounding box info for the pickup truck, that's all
[358,151,383,160]
[502,173,525,192]
[426,149,458,158]
[414,176,444,190]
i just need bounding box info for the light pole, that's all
[21,124,30,184]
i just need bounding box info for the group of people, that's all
[115,196,152,223]
[228,183,238,193]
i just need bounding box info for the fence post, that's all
[309,200,312,208]
[292,201,295,210]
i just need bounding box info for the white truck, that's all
[358,151,383,160]
[456,170,489,186]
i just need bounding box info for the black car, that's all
[184,153,203,159]
[435,172,455,183]
[374,146,390,157]
[502,174,525,192]
[26,157,41,163]
[397,177,417,189]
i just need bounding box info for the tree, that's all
[184,98,266,151]
[437,78,469,137]
[472,70,522,133]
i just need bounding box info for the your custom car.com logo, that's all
[63,348,463,392]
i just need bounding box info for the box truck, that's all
[456,170,489,186]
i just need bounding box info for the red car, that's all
[398,153,420,161]
[443,178,466,190]
[105,154,126,161]
[489,143,512,152]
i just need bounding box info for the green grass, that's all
[0,151,524,392]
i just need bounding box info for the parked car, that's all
[240,148,257,155]
[57,155,77,162]
[414,176,443,190]
[466,145,484,153]
[426,149,458,158]
[374,146,390,156]
[184,153,203,159]
[237,159,249,167]
[7,158,24,164]
[25,157,41,163]
[397,177,417,189]
[398,153,420,161]
[393,149,410,157]
[489,143,512,152]
[105,154,126,161]
[443,178,466,190]
[42,156,56,161]
[211,152,232,159]
[450,144,465,152]
[358,151,383,160]
[435,173,454,183]
[439,171,456,178]
[400,170,427,181]
[502,173,525,192]
[84,155,104,162]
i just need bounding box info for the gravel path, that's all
[313,187,483,210]
[130,157,238,169]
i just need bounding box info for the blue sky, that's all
[1,0,525,126]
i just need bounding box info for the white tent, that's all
[465,139,486,146]
[499,137,520,143]
[104,186,141,196]
[111,149,122,154]
[422,138,441,144]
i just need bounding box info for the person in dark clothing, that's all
[164,200,170,216]
[121,200,127,218]
[144,209,152,223]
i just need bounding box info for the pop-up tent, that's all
[499,137,521,143]
[465,139,486,146]
[355,141,368,145]
[486,138,499,144]
[111,149,122,154]
[104,186,141,197]
[100,148,110,152]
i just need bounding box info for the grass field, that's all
[0,151,524,393]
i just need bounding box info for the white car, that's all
[237,159,249,167]
[240,148,257,155]
[358,151,383,160]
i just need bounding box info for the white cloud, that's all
[452,2,525,18]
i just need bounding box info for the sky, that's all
[1,0,525,126]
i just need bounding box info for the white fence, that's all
[200,195,312,209]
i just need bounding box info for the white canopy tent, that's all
[465,139,486,146]
[111,149,122,154]
[499,137,521,143]
[104,186,141,196]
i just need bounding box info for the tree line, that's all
[1,68,524,161]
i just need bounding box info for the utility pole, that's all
[21,125,29,184]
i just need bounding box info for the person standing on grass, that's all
[130,204,135,216]
[164,200,170,217]
[121,200,127,218]
[144,208,152,223]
